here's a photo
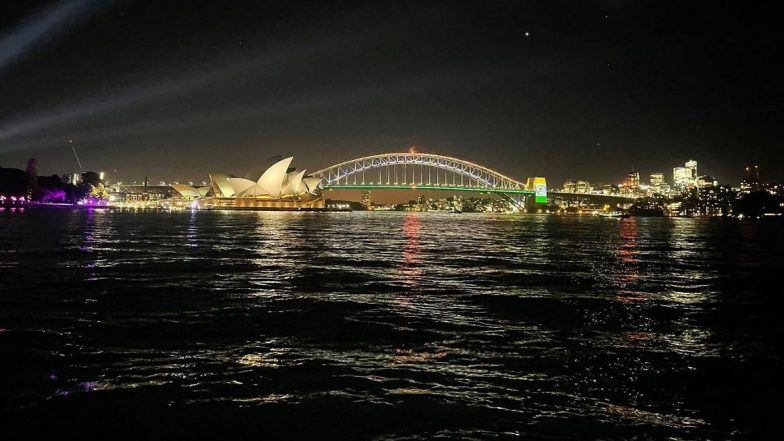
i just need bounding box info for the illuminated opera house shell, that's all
[171,185,210,199]
[207,157,322,199]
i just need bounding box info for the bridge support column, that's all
[524,195,538,213]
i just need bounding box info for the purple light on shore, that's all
[39,188,66,203]
[77,197,107,206]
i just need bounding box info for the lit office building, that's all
[673,160,698,190]
[647,173,664,195]
[650,173,664,188]
[673,167,689,189]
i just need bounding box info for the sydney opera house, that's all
[172,157,325,210]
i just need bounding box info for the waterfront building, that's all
[697,185,736,216]
[114,185,175,202]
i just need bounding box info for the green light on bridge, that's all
[322,184,536,195]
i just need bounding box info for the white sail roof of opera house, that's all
[208,157,322,198]
[208,174,235,197]
[172,184,210,199]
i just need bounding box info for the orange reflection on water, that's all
[616,218,642,303]
[398,213,422,283]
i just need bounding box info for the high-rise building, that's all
[673,160,698,190]
[649,173,664,194]
[650,173,664,187]
[625,171,640,190]
[673,167,689,188]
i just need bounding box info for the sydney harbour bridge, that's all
[311,152,548,204]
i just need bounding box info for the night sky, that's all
[0,0,781,191]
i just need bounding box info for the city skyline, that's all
[0,1,781,186]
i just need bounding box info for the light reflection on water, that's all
[1,209,782,439]
[398,213,422,285]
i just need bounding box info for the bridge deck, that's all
[322,184,534,194]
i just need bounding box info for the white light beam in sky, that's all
[0,0,108,74]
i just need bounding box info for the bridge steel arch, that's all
[311,152,533,194]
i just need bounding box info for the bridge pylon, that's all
[523,177,547,211]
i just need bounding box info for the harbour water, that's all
[1,209,782,439]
